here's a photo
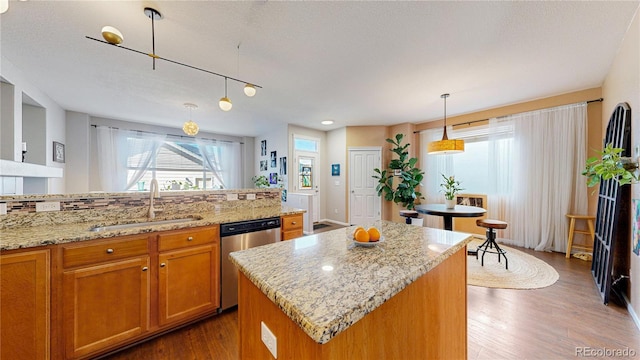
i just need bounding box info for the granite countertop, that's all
[229,220,472,344]
[0,205,304,251]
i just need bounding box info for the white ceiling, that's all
[1,1,639,137]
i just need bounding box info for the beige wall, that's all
[602,8,639,328]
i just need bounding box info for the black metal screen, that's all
[591,103,631,304]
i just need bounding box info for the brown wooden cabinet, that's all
[60,234,150,359]
[1,249,50,360]
[281,213,304,240]
[57,226,220,359]
[157,227,220,326]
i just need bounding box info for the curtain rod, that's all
[413,97,604,133]
[90,124,243,145]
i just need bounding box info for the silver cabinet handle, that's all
[160,263,166,267]
[142,267,148,271]
[106,248,114,254]
[291,221,297,225]
[187,236,193,241]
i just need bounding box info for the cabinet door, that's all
[63,256,149,359]
[1,249,50,360]
[158,244,219,326]
[281,214,304,240]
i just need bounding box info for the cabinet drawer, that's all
[62,235,149,268]
[281,214,303,231]
[282,229,303,241]
[158,226,219,252]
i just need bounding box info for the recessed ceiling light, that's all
[321,120,334,125]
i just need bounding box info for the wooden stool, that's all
[475,219,509,269]
[565,214,595,259]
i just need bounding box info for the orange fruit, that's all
[367,227,381,242]
[354,228,370,242]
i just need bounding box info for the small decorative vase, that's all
[445,199,456,209]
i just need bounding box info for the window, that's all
[421,123,514,199]
[95,126,241,192]
[294,137,318,152]
[130,139,223,191]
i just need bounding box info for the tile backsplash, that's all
[0,189,281,229]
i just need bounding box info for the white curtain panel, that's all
[96,126,165,191]
[507,103,587,251]
[96,126,128,191]
[196,139,242,189]
[420,128,452,229]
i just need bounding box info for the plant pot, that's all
[445,199,456,209]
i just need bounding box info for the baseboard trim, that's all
[622,293,640,332]
[319,218,351,227]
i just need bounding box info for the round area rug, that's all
[467,239,559,289]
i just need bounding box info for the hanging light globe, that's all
[244,84,256,97]
[182,120,199,136]
[219,97,233,111]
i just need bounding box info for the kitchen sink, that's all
[89,216,202,232]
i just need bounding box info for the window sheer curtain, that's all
[96,126,165,191]
[420,128,453,228]
[196,138,241,189]
[421,103,587,251]
[507,103,588,251]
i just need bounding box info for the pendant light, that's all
[427,93,464,155]
[219,77,233,111]
[244,84,256,97]
[182,103,199,136]
[1,0,9,14]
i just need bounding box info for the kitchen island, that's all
[230,220,472,359]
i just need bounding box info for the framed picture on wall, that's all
[269,172,278,185]
[279,157,287,175]
[331,164,340,176]
[270,151,277,168]
[53,141,65,163]
[261,140,267,156]
[260,160,268,171]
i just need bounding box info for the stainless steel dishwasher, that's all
[220,217,281,310]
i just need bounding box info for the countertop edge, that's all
[0,207,305,251]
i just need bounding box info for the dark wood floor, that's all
[103,247,640,360]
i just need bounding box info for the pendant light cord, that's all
[442,93,449,140]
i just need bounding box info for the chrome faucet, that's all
[148,178,163,219]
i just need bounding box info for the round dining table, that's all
[415,204,486,231]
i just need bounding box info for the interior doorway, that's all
[348,147,381,225]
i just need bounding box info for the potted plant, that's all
[373,133,425,210]
[582,143,638,188]
[440,174,464,209]
[252,175,270,188]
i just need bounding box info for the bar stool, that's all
[475,219,509,269]
[565,214,595,259]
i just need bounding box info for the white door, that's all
[295,152,320,223]
[349,148,381,225]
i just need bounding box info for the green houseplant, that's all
[252,175,270,188]
[440,174,464,209]
[373,133,425,210]
[582,143,638,188]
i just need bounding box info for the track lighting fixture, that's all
[87,7,261,112]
